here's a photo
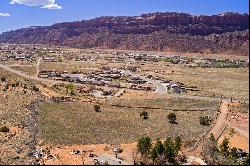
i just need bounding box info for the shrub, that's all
[1,77,6,82]
[0,126,10,132]
[140,111,149,120]
[66,83,75,95]
[11,83,16,87]
[199,115,212,126]
[32,86,40,92]
[167,112,177,123]
[4,84,10,90]
[94,104,101,112]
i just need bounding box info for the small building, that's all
[167,84,181,93]
[92,80,106,86]
[127,76,146,84]
[130,84,154,91]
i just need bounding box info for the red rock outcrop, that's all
[0,12,248,55]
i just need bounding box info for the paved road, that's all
[151,80,167,93]
[143,77,168,93]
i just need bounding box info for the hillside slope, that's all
[0,12,249,55]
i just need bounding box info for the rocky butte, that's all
[0,12,249,56]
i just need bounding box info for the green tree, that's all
[230,147,238,159]
[151,147,158,164]
[167,112,177,123]
[140,111,149,120]
[203,134,220,164]
[154,138,165,155]
[174,136,182,153]
[137,136,152,156]
[163,137,176,163]
[151,139,166,165]
[220,137,230,157]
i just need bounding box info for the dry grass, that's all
[40,61,101,73]
[140,63,249,101]
[37,100,216,146]
[10,66,37,76]
[108,96,219,111]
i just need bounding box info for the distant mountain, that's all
[0,12,249,56]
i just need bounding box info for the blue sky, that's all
[0,0,249,33]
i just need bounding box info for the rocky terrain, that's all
[0,12,249,55]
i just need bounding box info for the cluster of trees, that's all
[203,133,249,165]
[136,136,182,165]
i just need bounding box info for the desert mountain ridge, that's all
[0,12,249,56]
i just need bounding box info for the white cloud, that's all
[10,0,62,9]
[41,3,62,9]
[0,13,10,17]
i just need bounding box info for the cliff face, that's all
[0,12,249,55]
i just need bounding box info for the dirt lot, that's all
[40,143,137,165]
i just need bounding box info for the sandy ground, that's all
[218,129,249,152]
[40,143,137,165]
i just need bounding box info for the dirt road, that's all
[206,101,229,139]
[189,100,249,157]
